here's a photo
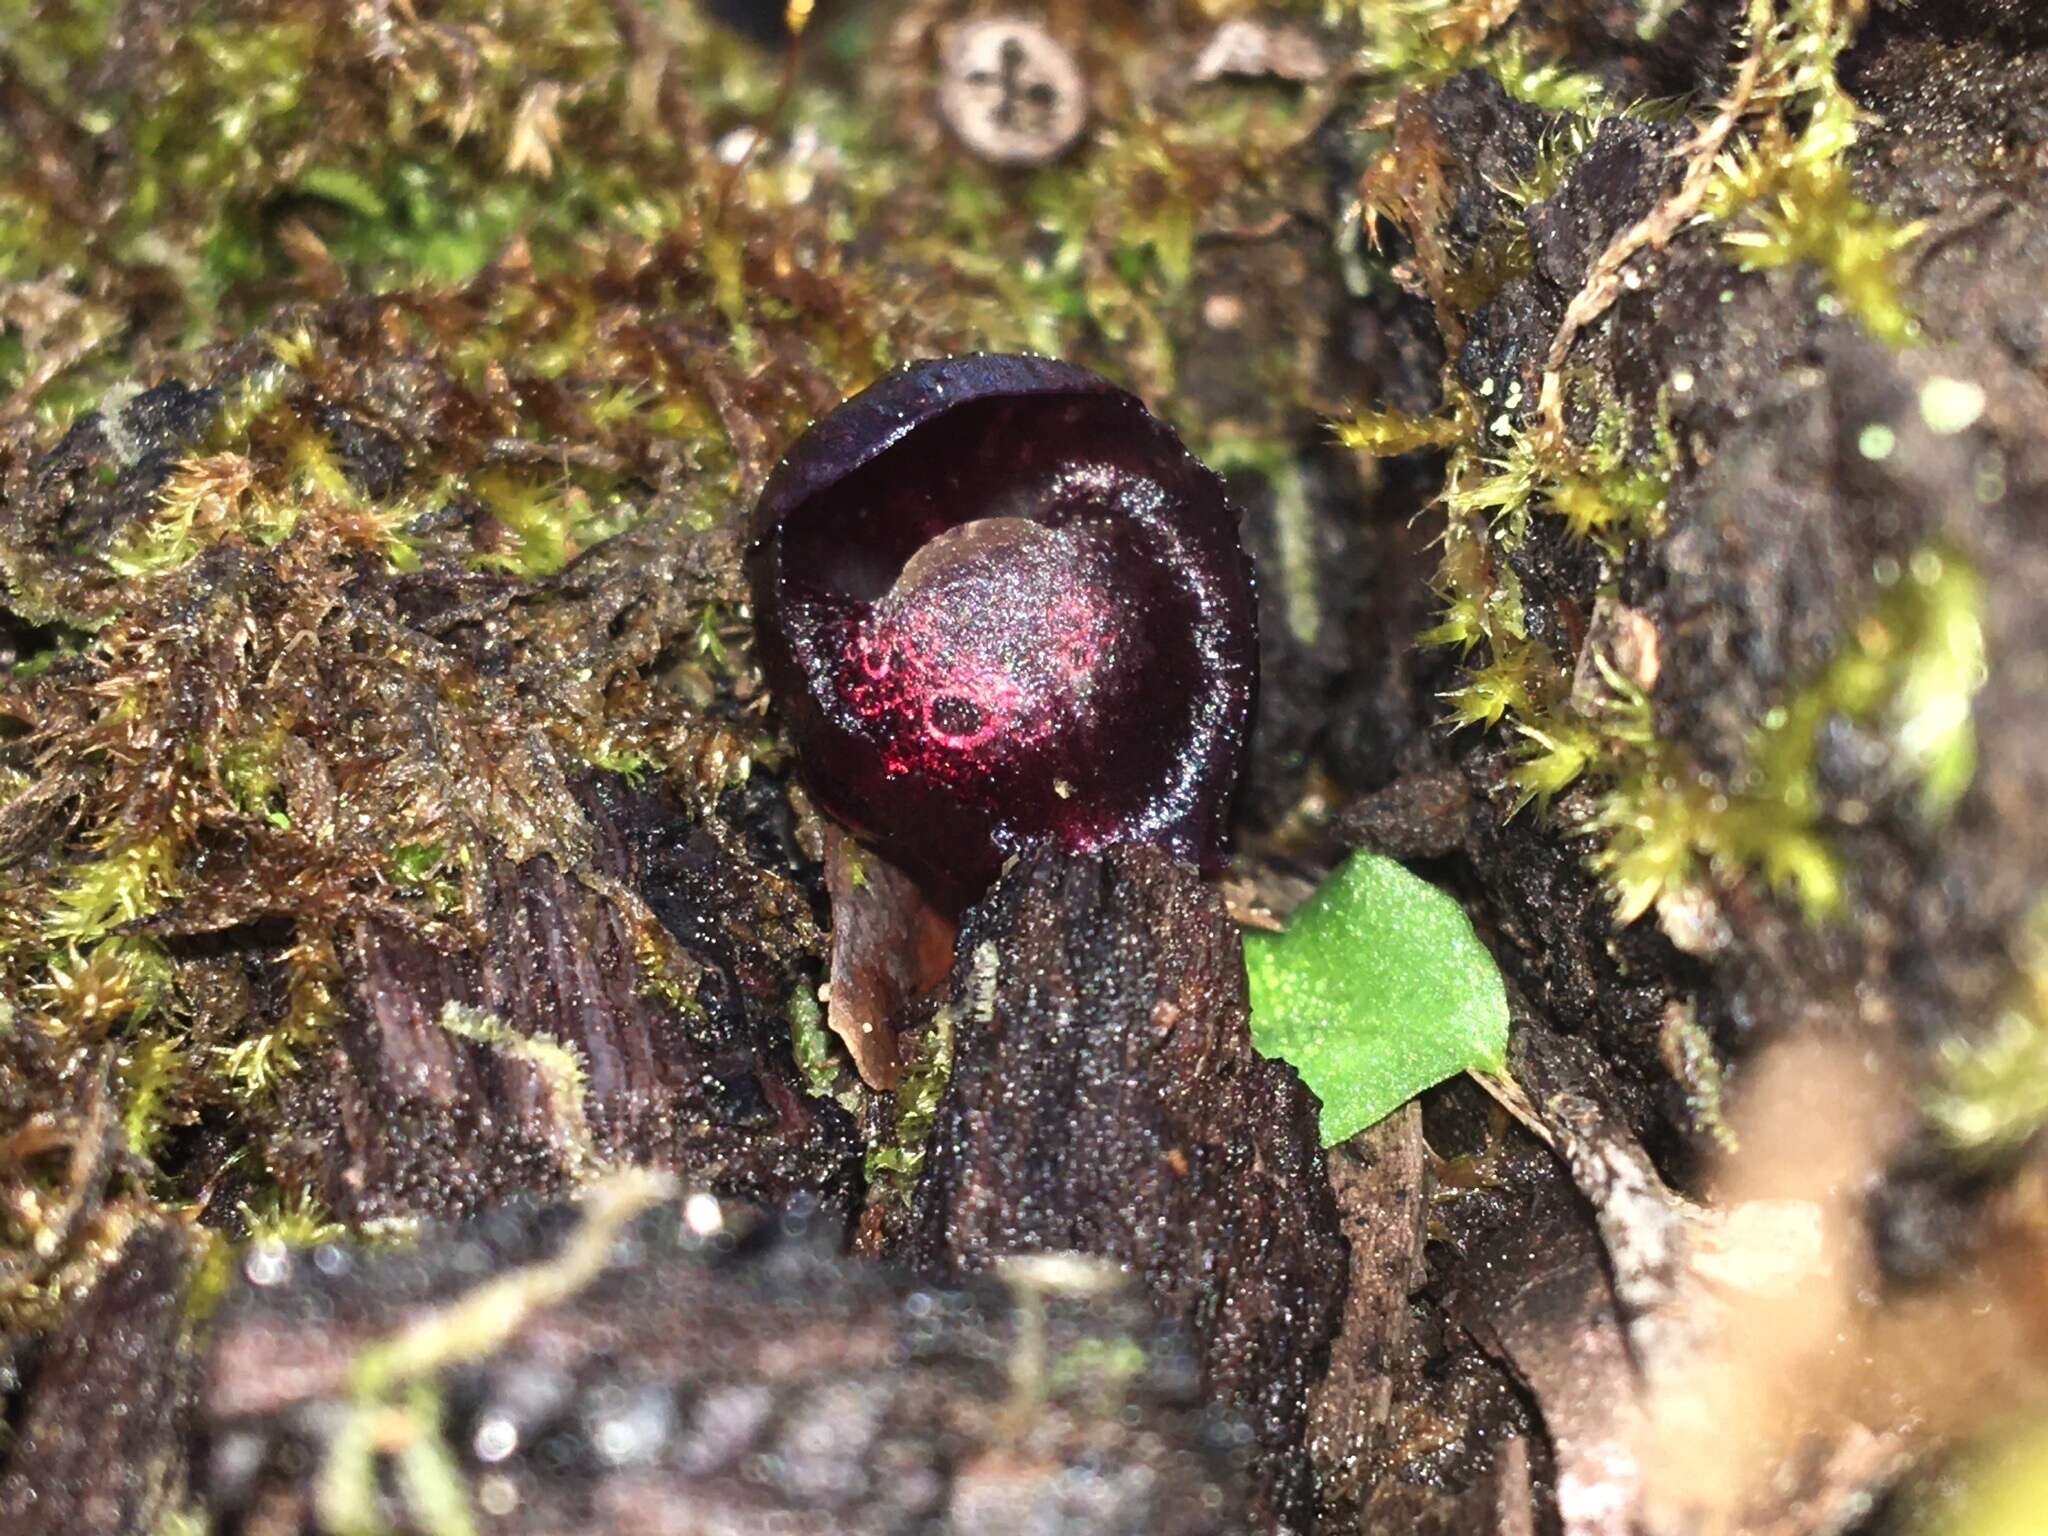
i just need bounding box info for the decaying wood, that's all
[269,775,859,1225]
[1451,1197,1641,1536]
[0,1226,196,1536]
[198,1178,1252,1535]
[1307,1104,1430,1521]
[890,844,1348,1531]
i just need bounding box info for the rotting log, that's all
[886,845,1348,1532]
[195,1178,1253,1536]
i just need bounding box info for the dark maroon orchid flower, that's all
[748,354,1257,915]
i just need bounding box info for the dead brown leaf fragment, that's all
[822,825,956,1090]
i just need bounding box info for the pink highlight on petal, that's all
[836,517,1125,789]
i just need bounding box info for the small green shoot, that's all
[866,1003,957,1204]
[1247,849,1511,1145]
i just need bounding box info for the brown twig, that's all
[712,0,814,224]
[1535,0,1774,445]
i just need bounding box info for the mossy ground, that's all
[0,0,1357,1331]
[4,0,2048,1529]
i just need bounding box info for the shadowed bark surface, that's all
[276,773,861,1225]
[196,1182,1252,1536]
[0,1226,195,1536]
[891,845,1347,1531]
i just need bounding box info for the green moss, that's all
[105,453,268,577]
[1750,545,1984,821]
[119,20,321,236]
[1592,544,1986,925]
[787,986,851,1105]
[1444,646,1541,731]
[1498,113,1609,210]
[4,1,759,404]
[318,1380,474,1536]
[238,1184,345,1248]
[218,732,292,830]
[470,469,638,580]
[210,359,300,449]
[1374,393,1665,752]
[1928,903,2048,1164]
[1334,0,1920,935]
[389,841,449,888]
[1341,0,1518,88]
[1486,32,1607,115]
[7,630,79,683]
[52,936,202,1172]
[3,0,1332,458]
[211,935,341,1108]
[311,1173,666,1534]
[34,934,169,1027]
[1544,402,1671,548]
[580,743,653,784]
[1332,405,1470,457]
[1593,749,1846,923]
[1699,4,1919,346]
[118,1028,190,1161]
[1369,380,1979,932]
[1340,374,1980,934]
[45,833,181,943]
[1511,680,1645,816]
[1459,395,1669,553]
[866,1004,956,1206]
[0,0,121,101]
[216,1020,315,1100]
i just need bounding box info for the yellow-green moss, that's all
[1332,405,1470,457]
[45,834,181,944]
[1922,1412,2048,1536]
[787,986,849,1105]
[434,1001,600,1178]
[218,732,293,830]
[154,1508,212,1536]
[237,1184,346,1248]
[1335,0,1599,106]
[866,1004,957,1206]
[1928,902,2048,1164]
[388,842,448,888]
[313,1172,667,1535]
[1699,2,1919,346]
[213,934,341,1107]
[1346,375,1983,929]
[1335,382,1669,774]
[118,1030,190,1161]
[1591,544,1985,925]
[470,470,638,580]
[1327,0,1938,940]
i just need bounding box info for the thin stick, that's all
[1536,0,1773,444]
[713,0,816,223]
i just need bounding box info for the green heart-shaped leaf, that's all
[1246,850,1510,1146]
